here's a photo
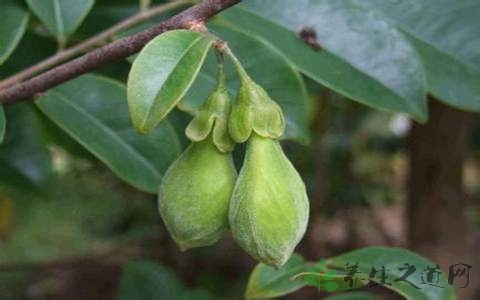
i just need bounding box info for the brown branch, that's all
[0,0,241,105]
[0,0,192,90]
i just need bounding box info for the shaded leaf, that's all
[0,0,29,64]
[117,260,184,300]
[361,0,480,111]
[0,104,51,188]
[127,29,213,133]
[25,0,94,45]
[36,74,182,193]
[328,247,456,300]
[220,1,427,122]
[35,107,92,159]
[245,254,308,299]
[0,33,56,78]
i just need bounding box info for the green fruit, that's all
[185,80,234,153]
[158,137,237,250]
[229,133,309,267]
[228,76,285,143]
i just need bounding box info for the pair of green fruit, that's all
[158,59,309,268]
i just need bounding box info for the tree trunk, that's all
[408,98,474,298]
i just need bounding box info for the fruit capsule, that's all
[229,133,309,267]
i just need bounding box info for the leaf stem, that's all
[224,46,251,85]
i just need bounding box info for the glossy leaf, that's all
[0,105,5,144]
[25,0,95,45]
[220,1,427,122]
[328,247,456,300]
[245,254,308,299]
[180,25,312,143]
[127,29,213,133]
[361,0,480,111]
[117,261,184,300]
[0,104,51,188]
[0,0,29,64]
[36,75,182,193]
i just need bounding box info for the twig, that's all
[0,0,241,105]
[0,1,191,90]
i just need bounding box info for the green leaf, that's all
[245,254,308,299]
[127,29,213,133]
[360,0,480,111]
[304,276,319,287]
[117,260,184,300]
[36,108,92,159]
[328,247,456,300]
[220,1,427,122]
[0,104,51,188]
[317,258,327,272]
[180,24,312,143]
[25,0,95,45]
[308,266,318,275]
[323,270,338,281]
[293,273,368,292]
[0,33,57,78]
[0,105,5,144]
[325,292,378,300]
[36,74,182,193]
[324,281,340,292]
[0,0,29,65]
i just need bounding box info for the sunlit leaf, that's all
[127,29,213,133]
